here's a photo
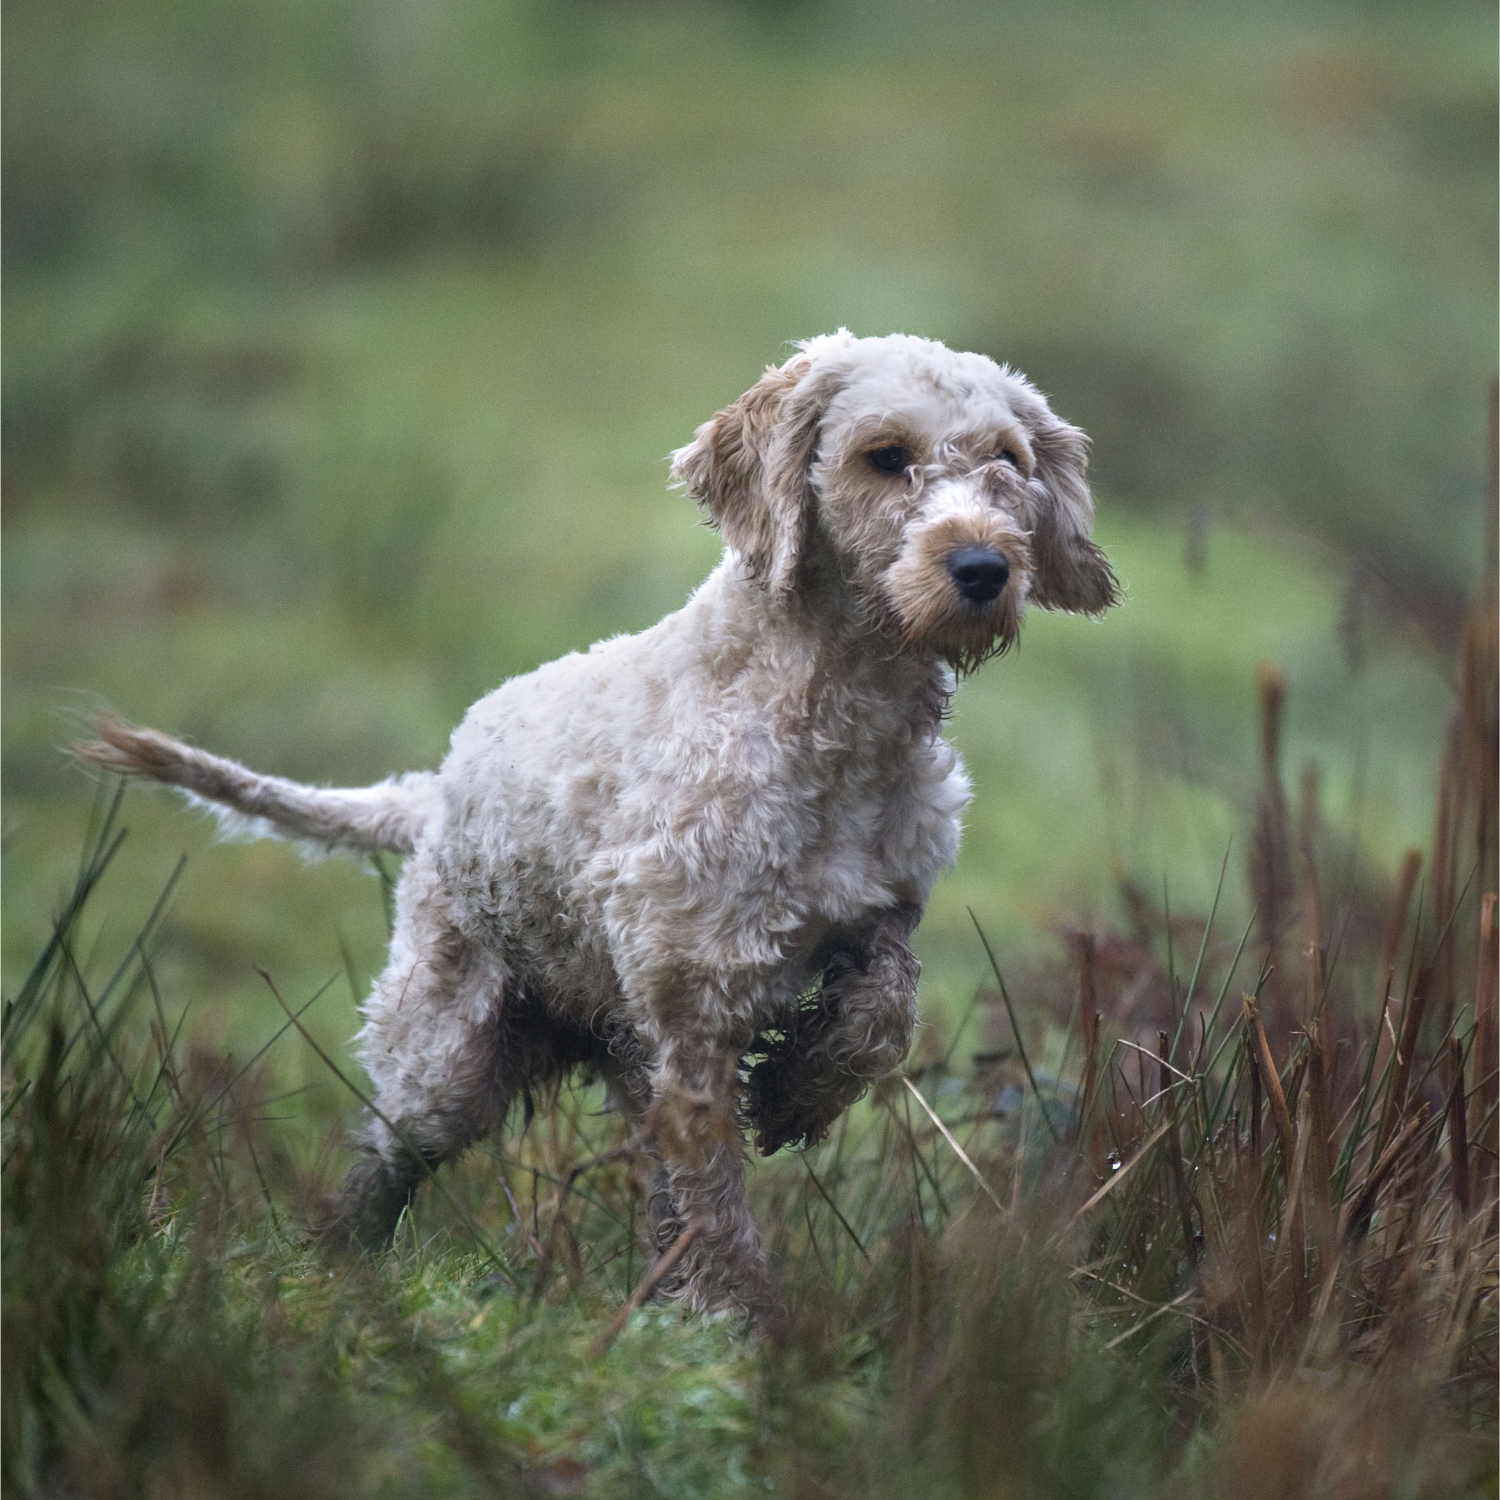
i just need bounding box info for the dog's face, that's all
[672,331,1119,671]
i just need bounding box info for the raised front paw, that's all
[744,1054,836,1156]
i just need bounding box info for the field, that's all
[3,0,1497,1494]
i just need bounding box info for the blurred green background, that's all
[3,0,1495,1060]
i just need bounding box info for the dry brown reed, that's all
[1251,661,1296,1042]
[1038,596,1499,1475]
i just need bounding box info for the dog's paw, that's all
[745,1058,832,1156]
[744,1058,795,1155]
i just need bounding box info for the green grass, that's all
[3,0,1496,1491]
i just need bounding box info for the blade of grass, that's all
[902,1075,1005,1215]
[1244,995,1297,1173]
[4,817,128,1046]
[1446,1036,1471,1219]
[1202,909,1263,1131]
[802,1155,871,1262]
[155,977,337,1164]
[1163,875,1178,1039]
[52,922,145,1112]
[1079,1272,1253,1363]
[1375,965,1435,1158]
[969,909,1060,1143]
[1341,1103,1435,1241]
[1066,1122,1171,1228]
[940,981,984,1073]
[58,854,187,1069]
[592,1219,703,1355]
[136,938,187,1115]
[1173,845,1234,1073]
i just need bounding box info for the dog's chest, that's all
[437,620,969,989]
[779,714,965,915]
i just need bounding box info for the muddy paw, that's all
[745,1058,832,1156]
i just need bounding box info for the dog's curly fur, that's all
[77,330,1118,1320]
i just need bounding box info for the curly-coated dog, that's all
[78,330,1119,1320]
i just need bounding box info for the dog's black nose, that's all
[946,545,1010,604]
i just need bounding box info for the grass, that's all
[4,593,1495,1498]
[2,0,1495,1490]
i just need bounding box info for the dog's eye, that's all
[867,444,912,475]
[995,449,1021,469]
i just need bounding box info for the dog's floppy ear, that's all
[1025,415,1120,616]
[671,353,829,593]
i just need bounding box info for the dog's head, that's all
[672,330,1119,671]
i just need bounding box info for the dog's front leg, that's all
[641,1041,779,1324]
[746,903,921,1156]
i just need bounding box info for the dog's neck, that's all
[702,557,953,733]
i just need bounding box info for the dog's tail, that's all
[73,713,435,856]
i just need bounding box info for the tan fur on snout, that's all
[882,510,1033,673]
[77,330,1116,1324]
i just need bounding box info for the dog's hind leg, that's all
[746,903,921,1156]
[317,854,511,1248]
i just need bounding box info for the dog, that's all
[77,330,1118,1320]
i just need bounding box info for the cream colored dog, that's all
[79,331,1118,1320]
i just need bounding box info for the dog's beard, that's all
[926,601,1022,675]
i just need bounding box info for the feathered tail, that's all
[74,714,435,855]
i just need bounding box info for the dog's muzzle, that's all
[946,545,1010,605]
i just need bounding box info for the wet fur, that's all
[77,330,1117,1321]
